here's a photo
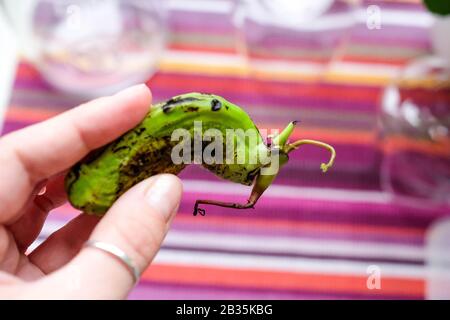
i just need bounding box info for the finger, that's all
[0,84,152,224]
[8,173,68,252]
[37,174,182,299]
[28,214,100,273]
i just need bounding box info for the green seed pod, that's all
[65,93,336,216]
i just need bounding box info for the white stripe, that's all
[183,179,446,211]
[331,61,401,78]
[33,232,424,279]
[167,1,433,28]
[154,249,424,278]
[168,0,233,14]
[251,59,325,75]
[163,50,402,78]
[356,8,434,28]
[163,50,246,68]
[36,219,423,262]
[0,8,18,133]
[164,230,424,261]
[182,179,393,204]
[27,239,43,253]
[34,220,424,279]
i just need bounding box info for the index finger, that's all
[0,84,152,223]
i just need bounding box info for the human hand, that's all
[0,85,182,299]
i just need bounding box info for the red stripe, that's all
[16,61,382,104]
[342,55,414,66]
[168,43,237,54]
[167,43,422,66]
[50,204,425,238]
[51,205,424,240]
[173,215,425,239]
[150,73,382,103]
[142,264,424,297]
[8,106,449,156]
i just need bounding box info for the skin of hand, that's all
[0,84,183,299]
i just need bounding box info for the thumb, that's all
[38,174,182,299]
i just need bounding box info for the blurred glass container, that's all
[4,0,167,97]
[232,0,357,76]
[0,4,18,133]
[379,56,450,204]
[426,217,450,299]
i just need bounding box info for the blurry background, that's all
[0,0,449,299]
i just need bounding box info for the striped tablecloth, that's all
[2,0,450,299]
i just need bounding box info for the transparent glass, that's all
[379,56,450,204]
[31,0,167,97]
[426,218,450,299]
[232,0,357,75]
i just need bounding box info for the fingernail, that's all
[115,84,149,98]
[145,175,181,221]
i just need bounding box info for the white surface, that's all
[431,16,450,63]
[0,7,18,133]
[426,218,450,299]
[38,219,424,279]
[2,0,38,61]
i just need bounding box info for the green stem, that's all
[285,139,336,173]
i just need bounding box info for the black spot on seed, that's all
[162,105,172,113]
[135,127,146,136]
[162,96,200,114]
[185,106,199,112]
[80,144,109,164]
[246,167,260,182]
[112,146,130,153]
[211,99,222,111]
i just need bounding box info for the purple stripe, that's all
[130,281,422,300]
[15,70,383,111]
[249,113,373,131]
[154,88,378,114]
[153,71,384,93]
[243,27,348,51]
[161,246,423,265]
[44,211,424,246]
[6,100,375,132]
[12,80,379,114]
[171,221,424,246]
[3,117,380,166]
[178,192,448,229]
[13,76,56,92]
[1,121,29,135]
[282,143,379,169]
[45,209,424,247]
[349,33,431,51]
[10,89,90,110]
[178,164,381,191]
[351,24,430,49]
[362,0,425,12]
[172,143,379,174]
[0,119,384,191]
[169,11,234,34]
[382,152,450,201]
[167,0,355,35]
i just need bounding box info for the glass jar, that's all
[379,56,450,205]
[232,0,357,77]
[7,0,167,97]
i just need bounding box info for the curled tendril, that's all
[286,139,336,173]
